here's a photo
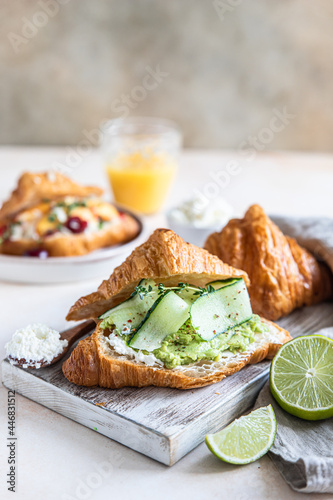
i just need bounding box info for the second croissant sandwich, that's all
[63,229,291,389]
[0,171,140,257]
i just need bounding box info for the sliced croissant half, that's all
[205,205,333,321]
[66,227,249,321]
[63,229,291,389]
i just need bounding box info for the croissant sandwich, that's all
[0,171,140,257]
[63,229,291,389]
[205,204,333,321]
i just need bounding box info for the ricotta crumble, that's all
[106,332,163,367]
[5,324,68,368]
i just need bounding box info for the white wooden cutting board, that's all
[2,303,333,466]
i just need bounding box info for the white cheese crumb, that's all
[9,221,40,241]
[9,224,24,241]
[106,332,163,367]
[5,324,68,368]
[52,206,67,223]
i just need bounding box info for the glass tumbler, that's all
[100,117,182,214]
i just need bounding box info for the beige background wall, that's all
[1,0,333,150]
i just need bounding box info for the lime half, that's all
[270,335,333,421]
[205,405,276,464]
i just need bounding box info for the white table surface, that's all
[0,147,332,500]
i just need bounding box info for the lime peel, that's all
[205,405,276,465]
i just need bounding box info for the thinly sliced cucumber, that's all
[129,291,190,351]
[190,278,252,341]
[207,278,240,290]
[99,279,158,332]
[176,286,202,305]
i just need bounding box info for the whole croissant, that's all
[204,205,333,321]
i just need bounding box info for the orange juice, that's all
[106,150,176,214]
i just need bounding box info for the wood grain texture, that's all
[2,302,333,466]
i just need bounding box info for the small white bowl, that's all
[165,211,223,247]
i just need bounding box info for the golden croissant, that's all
[204,205,332,321]
[63,229,291,389]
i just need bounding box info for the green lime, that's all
[205,405,276,464]
[270,335,333,421]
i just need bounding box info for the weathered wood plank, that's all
[2,302,332,465]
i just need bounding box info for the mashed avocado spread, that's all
[104,314,268,369]
[152,315,267,368]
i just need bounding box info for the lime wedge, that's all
[205,405,276,464]
[270,335,333,421]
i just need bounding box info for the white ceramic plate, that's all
[0,212,145,284]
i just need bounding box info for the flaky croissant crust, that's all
[0,171,103,223]
[205,204,333,321]
[67,228,249,321]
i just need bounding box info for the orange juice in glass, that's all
[101,117,182,214]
